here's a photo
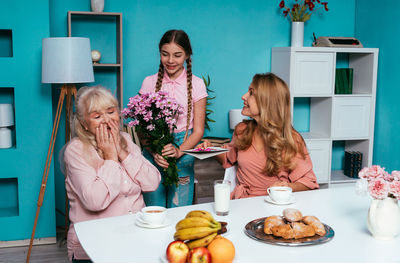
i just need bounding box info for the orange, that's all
[207,235,235,263]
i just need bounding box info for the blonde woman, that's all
[63,86,160,262]
[201,73,318,199]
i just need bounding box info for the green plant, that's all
[202,75,215,131]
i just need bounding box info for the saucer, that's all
[135,216,171,229]
[264,195,295,205]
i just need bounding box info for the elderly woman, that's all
[63,86,160,262]
[200,73,319,199]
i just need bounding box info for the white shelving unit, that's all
[271,47,379,186]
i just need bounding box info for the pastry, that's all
[291,222,316,239]
[271,223,295,239]
[283,208,303,222]
[302,216,326,236]
[263,215,285,234]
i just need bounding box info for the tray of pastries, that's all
[244,208,334,246]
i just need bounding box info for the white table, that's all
[75,184,400,263]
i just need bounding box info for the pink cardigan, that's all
[222,134,319,199]
[64,132,160,260]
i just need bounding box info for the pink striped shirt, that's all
[64,132,161,260]
[139,69,208,133]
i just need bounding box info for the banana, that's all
[185,210,219,225]
[175,217,219,231]
[174,226,219,241]
[186,232,218,249]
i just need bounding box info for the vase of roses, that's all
[279,0,329,47]
[356,165,400,240]
[122,91,184,186]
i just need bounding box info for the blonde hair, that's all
[73,85,127,159]
[235,73,306,176]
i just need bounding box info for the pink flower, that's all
[146,124,155,131]
[128,120,138,127]
[358,165,387,180]
[368,178,389,200]
[392,170,400,181]
[390,181,400,199]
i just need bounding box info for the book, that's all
[347,68,354,94]
[201,136,230,147]
[344,151,355,177]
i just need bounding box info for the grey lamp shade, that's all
[42,37,94,84]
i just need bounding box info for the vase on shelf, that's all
[367,197,400,240]
[91,0,104,12]
[291,22,304,47]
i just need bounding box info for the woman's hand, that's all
[108,120,128,161]
[161,143,181,159]
[96,123,118,162]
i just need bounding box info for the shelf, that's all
[330,170,358,184]
[93,63,121,68]
[0,30,13,57]
[68,11,122,17]
[0,178,19,217]
[301,132,330,140]
[272,47,378,54]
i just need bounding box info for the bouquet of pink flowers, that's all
[122,91,184,186]
[356,165,400,200]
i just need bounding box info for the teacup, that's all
[267,186,293,203]
[139,206,167,225]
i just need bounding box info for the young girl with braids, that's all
[199,73,319,199]
[139,30,207,207]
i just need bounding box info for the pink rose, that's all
[368,177,389,200]
[392,170,400,181]
[389,181,400,199]
[359,165,387,180]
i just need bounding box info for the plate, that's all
[264,196,295,205]
[244,217,334,246]
[182,146,228,154]
[135,216,172,229]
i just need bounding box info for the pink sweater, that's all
[64,132,160,260]
[222,134,319,199]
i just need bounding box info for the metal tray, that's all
[244,217,334,246]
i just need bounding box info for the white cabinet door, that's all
[332,97,371,138]
[304,140,330,184]
[293,52,334,95]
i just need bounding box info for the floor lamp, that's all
[26,37,94,263]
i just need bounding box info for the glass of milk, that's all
[214,180,231,216]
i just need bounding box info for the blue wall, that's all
[48,0,356,226]
[0,1,56,241]
[355,0,400,172]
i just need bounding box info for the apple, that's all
[166,240,189,263]
[187,247,212,263]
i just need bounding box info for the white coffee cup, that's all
[139,206,167,225]
[267,186,293,203]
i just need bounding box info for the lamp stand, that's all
[26,84,77,263]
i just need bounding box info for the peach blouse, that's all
[222,134,319,199]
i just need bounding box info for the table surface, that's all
[75,184,400,263]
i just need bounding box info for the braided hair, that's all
[156,30,193,141]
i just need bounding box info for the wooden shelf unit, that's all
[67,11,123,106]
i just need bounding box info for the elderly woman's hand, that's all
[96,123,118,162]
[108,120,128,161]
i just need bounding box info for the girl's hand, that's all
[96,123,118,161]
[161,143,181,159]
[108,120,128,161]
[153,153,169,168]
[195,139,211,149]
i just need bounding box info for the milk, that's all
[214,181,231,216]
